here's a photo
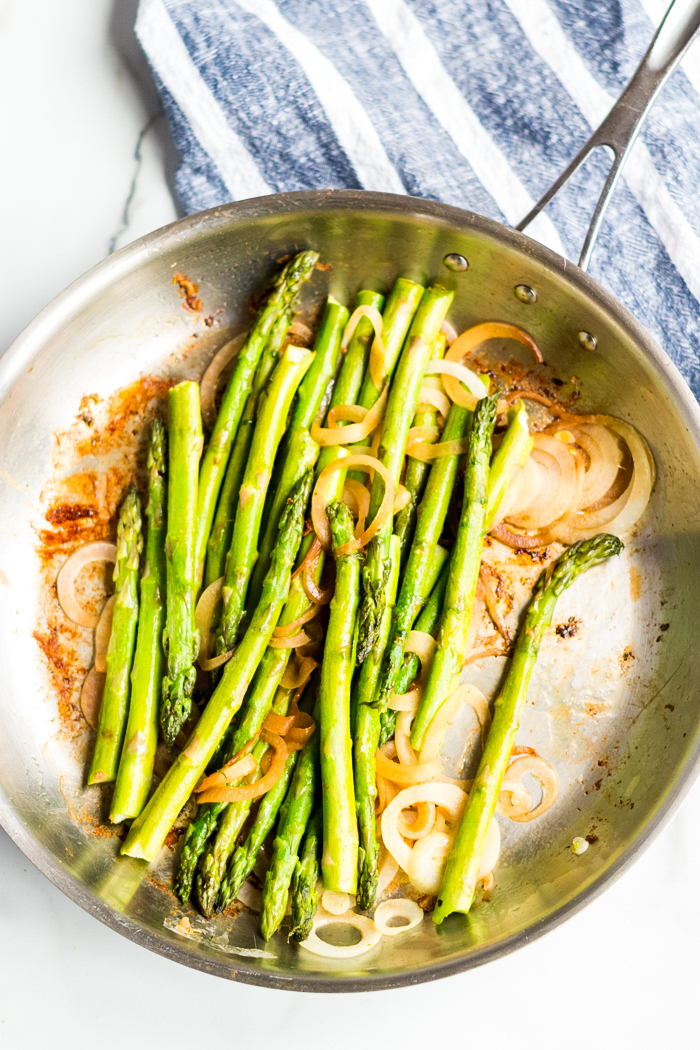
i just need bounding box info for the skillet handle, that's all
[517,0,700,271]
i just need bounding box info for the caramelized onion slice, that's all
[311,454,396,557]
[390,631,437,711]
[419,682,491,763]
[81,667,105,730]
[200,330,249,429]
[373,899,424,937]
[194,577,233,671]
[504,755,559,822]
[272,602,321,639]
[280,654,319,690]
[376,746,442,786]
[311,385,388,447]
[393,485,411,514]
[195,731,287,803]
[425,360,488,410]
[57,542,117,628]
[94,595,115,673]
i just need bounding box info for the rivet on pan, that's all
[578,331,598,351]
[443,253,469,272]
[514,284,537,304]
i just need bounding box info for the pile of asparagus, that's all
[87,250,622,939]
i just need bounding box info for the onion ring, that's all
[272,602,322,639]
[321,890,353,915]
[194,576,234,671]
[311,454,396,556]
[419,682,491,763]
[200,330,249,429]
[280,654,319,690]
[94,595,115,673]
[389,631,437,712]
[373,899,424,936]
[195,730,287,802]
[57,542,117,628]
[300,909,382,959]
[376,746,442,786]
[311,385,388,447]
[504,755,559,822]
[80,667,105,730]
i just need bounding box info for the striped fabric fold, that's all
[136,0,700,398]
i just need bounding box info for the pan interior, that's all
[0,194,698,989]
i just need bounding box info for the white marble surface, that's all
[1,2,700,1046]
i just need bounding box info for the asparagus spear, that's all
[357,285,454,663]
[195,677,296,916]
[260,716,319,940]
[194,250,318,587]
[88,486,143,784]
[434,535,624,923]
[248,296,349,608]
[353,534,400,910]
[319,500,361,893]
[290,806,322,941]
[216,346,314,653]
[484,399,533,531]
[410,393,499,750]
[379,558,450,747]
[217,746,299,912]
[392,332,447,567]
[160,383,203,749]
[110,423,167,820]
[121,470,313,862]
[203,308,293,590]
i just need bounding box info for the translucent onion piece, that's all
[390,631,437,711]
[300,909,382,959]
[395,710,418,766]
[440,319,458,346]
[373,899,424,937]
[405,434,470,462]
[376,841,399,893]
[268,629,311,649]
[425,360,489,408]
[262,712,296,736]
[397,801,436,840]
[417,383,451,419]
[321,890,353,915]
[280,654,319,689]
[236,879,262,912]
[573,424,623,506]
[205,752,257,784]
[393,485,411,514]
[508,434,578,529]
[57,542,117,628]
[311,385,388,446]
[94,595,115,673]
[342,303,383,354]
[441,322,542,413]
[195,730,287,802]
[288,319,313,343]
[479,565,510,645]
[194,576,233,671]
[272,602,321,638]
[376,747,442,786]
[200,330,249,429]
[553,416,654,540]
[489,523,548,550]
[497,777,532,819]
[80,667,105,730]
[375,774,399,815]
[505,755,559,822]
[381,783,467,873]
[311,454,396,558]
[291,535,321,582]
[342,478,371,530]
[419,682,491,763]
[494,454,542,524]
[405,830,452,894]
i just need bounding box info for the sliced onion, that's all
[479,564,510,645]
[198,752,257,787]
[417,383,451,419]
[376,746,442,786]
[94,595,115,673]
[397,801,436,840]
[489,522,548,550]
[394,711,418,766]
[497,778,533,818]
[262,712,296,736]
[268,628,312,649]
[311,454,396,557]
[80,667,105,730]
[311,386,388,446]
[441,322,542,412]
[420,683,491,763]
[272,602,321,639]
[195,730,287,802]
[390,631,437,712]
[321,890,354,915]
[57,542,117,628]
[381,783,466,874]
[236,879,262,912]
[288,319,313,343]
[300,909,382,959]
[376,774,399,815]
[425,360,489,407]
[405,434,470,462]
[464,646,507,666]
[393,485,411,514]
[194,576,233,671]
[280,654,319,689]
[405,830,452,894]
[376,840,399,893]
[504,755,559,822]
[200,330,249,429]
[342,304,383,354]
[440,319,458,346]
[573,424,623,506]
[373,899,423,936]
[508,434,578,529]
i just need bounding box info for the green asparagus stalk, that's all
[248,296,349,608]
[319,501,361,893]
[160,382,203,749]
[484,399,533,531]
[353,534,400,909]
[88,486,143,784]
[434,534,623,923]
[203,308,293,590]
[217,747,299,912]
[194,250,318,587]
[260,718,319,940]
[392,333,447,566]
[290,806,322,941]
[121,470,313,862]
[379,559,450,747]
[410,393,499,751]
[110,423,167,820]
[357,285,454,664]
[216,346,314,653]
[194,675,296,916]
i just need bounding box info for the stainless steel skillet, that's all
[0,1,699,992]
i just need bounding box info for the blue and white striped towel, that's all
[136,0,700,397]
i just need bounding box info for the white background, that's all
[1,2,699,1046]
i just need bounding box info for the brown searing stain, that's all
[76,393,101,427]
[620,646,635,675]
[33,625,84,736]
[629,565,642,602]
[555,616,580,639]
[173,272,203,313]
